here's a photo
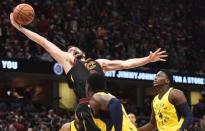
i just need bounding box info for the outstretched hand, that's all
[148,48,168,62]
[10,13,22,30]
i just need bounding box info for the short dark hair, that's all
[160,69,173,85]
[87,73,106,92]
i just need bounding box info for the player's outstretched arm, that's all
[96,48,167,71]
[10,13,74,73]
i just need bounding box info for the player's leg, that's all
[75,104,101,131]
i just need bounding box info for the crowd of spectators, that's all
[0,101,72,131]
[0,0,205,74]
[1,0,205,130]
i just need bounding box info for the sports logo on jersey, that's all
[53,63,63,75]
[85,61,97,70]
[155,103,169,126]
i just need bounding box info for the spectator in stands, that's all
[0,105,71,130]
[0,0,204,74]
[128,113,138,128]
[200,114,205,131]
[193,98,205,118]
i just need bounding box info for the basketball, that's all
[13,3,35,25]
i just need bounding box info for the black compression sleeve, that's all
[177,102,193,130]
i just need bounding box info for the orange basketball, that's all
[13,3,35,25]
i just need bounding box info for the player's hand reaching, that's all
[148,48,168,62]
[10,13,22,30]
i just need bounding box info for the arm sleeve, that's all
[177,102,193,130]
[108,98,123,131]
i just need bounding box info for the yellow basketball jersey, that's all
[153,88,184,131]
[95,92,138,131]
[70,120,78,131]
[93,117,107,131]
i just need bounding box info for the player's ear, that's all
[165,79,170,84]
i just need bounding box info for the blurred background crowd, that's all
[1,0,205,74]
[0,0,205,130]
[0,102,71,130]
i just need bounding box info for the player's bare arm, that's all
[91,93,115,111]
[10,13,74,73]
[90,94,106,112]
[169,89,187,105]
[96,48,168,71]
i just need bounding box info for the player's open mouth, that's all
[153,81,158,85]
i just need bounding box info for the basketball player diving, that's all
[10,12,167,131]
[138,69,193,131]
